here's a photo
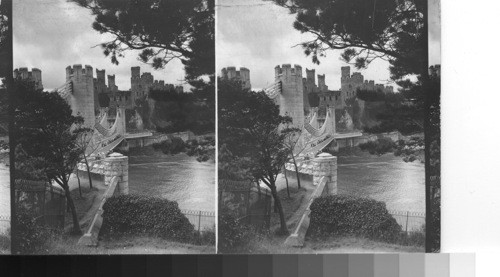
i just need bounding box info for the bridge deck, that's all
[124,132,153,139]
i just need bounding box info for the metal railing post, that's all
[405,211,409,234]
[198,210,202,233]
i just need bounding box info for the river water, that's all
[337,153,424,213]
[283,152,425,213]
[0,163,10,233]
[127,149,215,212]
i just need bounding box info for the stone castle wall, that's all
[340,66,394,108]
[66,64,96,128]
[275,64,304,129]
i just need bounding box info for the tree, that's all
[76,128,95,190]
[0,0,10,81]
[72,0,215,88]
[219,79,295,235]
[270,0,427,81]
[12,80,87,234]
[282,126,302,189]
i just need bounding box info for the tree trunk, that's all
[61,182,82,235]
[270,184,289,235]
[283,166,290,199]
[76,171,82,198]
[83,155,93,189]
[291,150,301,189]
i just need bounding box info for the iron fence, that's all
[180,210,215,234]
[388,210,425,234]
[0,215,9,235]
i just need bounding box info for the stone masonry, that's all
[312,152,338,195]
[103,153,129,195]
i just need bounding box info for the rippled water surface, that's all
[128,150,215,212]
[284,152,425,213]
[0,163,10,233]
[337,153,425,213]
[0,164,9,216]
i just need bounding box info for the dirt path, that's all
[64,173,107,232]
[267,174,317,233]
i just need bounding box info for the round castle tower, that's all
[66,64,95,128]
[221,66,251,90]
[14,67,43,90]
[275,64,304,129]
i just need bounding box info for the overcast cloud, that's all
[217,0,394,91]
[13,0,186,91]
[429,0,441,65]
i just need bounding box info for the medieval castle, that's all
[15,65,184,128]
[221,64,394,129]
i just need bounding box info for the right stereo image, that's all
[217,0,440,254]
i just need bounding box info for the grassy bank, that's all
[0,233,10,254]
[38,234,215,254]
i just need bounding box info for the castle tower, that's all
[66,64,96,128]
[94,69,106,109]
[239,67,251,89]
[341,66,350,83]
[220,68,228,79]
[221,66,251,90]
[305,68,315,84]
[130,66,141,105]
[275,64,304,129]
[317,74,328,92]
[108,75,117,92]
[14,67,43,90]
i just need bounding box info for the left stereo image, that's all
[8,0,215,254]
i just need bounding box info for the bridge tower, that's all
[275,64,304,129]
[66,64,96,128]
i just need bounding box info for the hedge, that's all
[359,137,396,156]
[218,213,253,252]
[308,195,402,243]
[101,195,195,242]
[14,207,55,254]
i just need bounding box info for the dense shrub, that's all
[186,137,215,162]
[101,195,195,242]
[13,208,55,254]
[359,137,396,156]
[152,137,186,155]
[308,195,402,243]
[218,213,254,252]
[394,137,424,162]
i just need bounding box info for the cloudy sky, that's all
[429,0,441,66]
[13,0,186,91]
[217,0,441,91]
[217,0,395,91]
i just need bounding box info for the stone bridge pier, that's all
[284,152,338,247]
[312,152,337,195]
[103,153,129,195]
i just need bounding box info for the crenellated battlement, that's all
[14,67,43,89]
[96,69,106,83]
[275,64,303,78]
[65,64,95,128]
[66,64,94,81]
[340,66,394,103]
[274,64,304,129]
[221,66,251,89]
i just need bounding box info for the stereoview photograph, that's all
[218,0,440,253]
[11,0,215,254]
[0,0,10,255]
